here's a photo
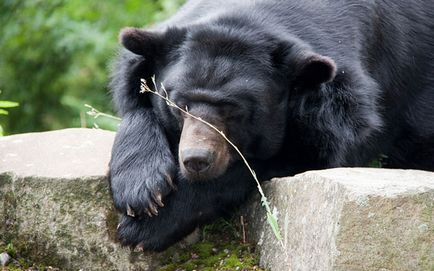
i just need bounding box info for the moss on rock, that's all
[158,218,266,271]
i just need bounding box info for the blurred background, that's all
[0,0,185,135]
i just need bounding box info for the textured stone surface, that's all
[2,129,434,270]
[0,129,158,271]
[243,168,434,271]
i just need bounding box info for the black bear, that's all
[109,0,434,251]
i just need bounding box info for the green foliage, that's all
[0,91,19,136]
[0,101,19,109]
[6,242,17,257]
[0,0,185,135]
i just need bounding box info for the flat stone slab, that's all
[0,129,158,270]
[0,128,114,178]
[243,168,434,271]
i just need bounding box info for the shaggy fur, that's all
[109,0,434,251]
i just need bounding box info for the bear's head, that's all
[119,23,336,181]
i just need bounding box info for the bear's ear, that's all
[294,53,337,87]
[272,39,337,88]
[119,27,163,57]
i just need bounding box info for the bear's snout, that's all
[179,116,230,181]
[181,148,213,173]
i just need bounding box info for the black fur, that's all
[109,0,434,251]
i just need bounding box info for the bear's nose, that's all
[182,149,213,173]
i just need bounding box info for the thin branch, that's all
[85,104,122,121]
[140,77,284,246]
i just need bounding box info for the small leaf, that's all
[267,212,282,241]
[0,109,8,115]
[0,101,19,108]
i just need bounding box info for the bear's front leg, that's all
[116,162,257,252]
[109,107,176,217]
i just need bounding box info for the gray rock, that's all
[0,252,11,266]
[0,129,158,271]
[0,128,114,178]
[243,168,434,271]
[2,129,434,271]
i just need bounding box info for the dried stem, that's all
[240,215,246,244]
[140,77,284,246]
[85,104,122,121]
